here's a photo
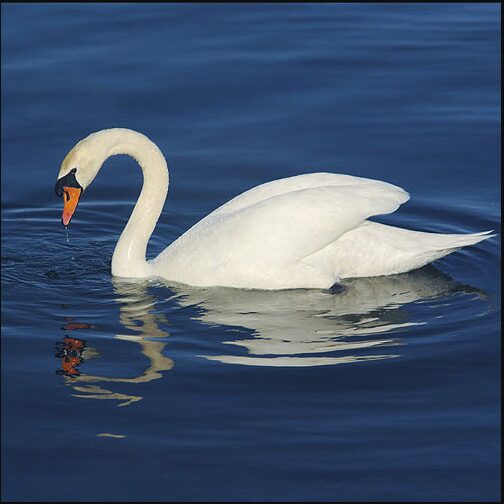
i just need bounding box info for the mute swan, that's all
[55,128,494,290]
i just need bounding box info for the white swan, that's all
[55,128,494,290]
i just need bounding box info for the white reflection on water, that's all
[57,265,485,405]
[170,265,485,367]
[59,280,173,406]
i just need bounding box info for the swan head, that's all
[55,128,168,228]
[55,133,106,226]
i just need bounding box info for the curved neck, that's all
[96,129,168,277]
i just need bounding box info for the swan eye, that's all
[71,168,77,173]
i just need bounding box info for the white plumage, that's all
[56,128,494,289]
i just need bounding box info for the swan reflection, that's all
[169,265,486,367]
[55,265,487,405]
[55,278,173,406]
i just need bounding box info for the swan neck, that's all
[104,130,168,277]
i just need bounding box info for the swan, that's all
[55,128,494,290]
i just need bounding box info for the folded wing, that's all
[161,175,410,272]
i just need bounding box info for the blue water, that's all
[1,3,501,501]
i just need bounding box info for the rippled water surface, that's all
[1,3,501,502]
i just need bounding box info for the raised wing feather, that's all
[160,177,409,270]
[209,172,408,217]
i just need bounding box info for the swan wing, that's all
[208,172,408,218]
[212,184,409,263]
[159,177,409,273]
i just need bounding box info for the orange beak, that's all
[62,186,82,226]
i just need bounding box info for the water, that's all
[1,3,500,501]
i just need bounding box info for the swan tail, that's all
[324,223,496,279]
[412,230,496,268]
[425,229,496,252]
